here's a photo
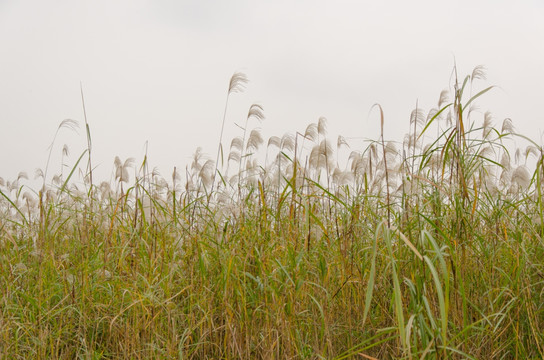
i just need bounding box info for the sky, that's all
[1,0,543,185]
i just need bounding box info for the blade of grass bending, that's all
[422,294,438,331]
[423,231,450,312]
[509,132,543,148]
[305,178,347,208]
[405,314,416,360]
[418,103,452,140]
[461,86,494,113]
[418,213,450,245]
[422,231,449,283]
[59,149,88,194]
[0,188,28,226]
[390,226,423,261]
[458,75,470,99]
[423,255,447,355]
[362,223,380,327]
[423,230,450,337]
[383,224,406,349]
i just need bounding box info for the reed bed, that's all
[1,67,543,359]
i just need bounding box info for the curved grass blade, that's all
[59,149,88,194]
[0,188,28,226]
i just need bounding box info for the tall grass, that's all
[1,66,543,359]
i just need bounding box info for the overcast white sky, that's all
[1,0,543,184]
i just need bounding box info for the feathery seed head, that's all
[230,137,243,152]
[465,104,479,121]
[348,150,362,164]
[309,139,334,171]
[500,152,511,170]
[438,89,450,108]
[471,65,487,82]
[45,189,56,203]
[9,180,19,192]
[525,145,540,160]
[348,150,363,172]
[267,136,281,149]
[350,152,367,176]
[247,104,265,122]
[426,108,439,123]
[156,177,168,190]
[58,119,80,132]
[281,133,295,153]
[304,123,318,142]
[337,135,349,149]
[246,129,264,152]
[511,165,530,189]
[318,117,328,136]
[228,72,249,94]
[228,173,240,188]
[500,167,512,187]
[483,111,493,138]
[245,158,259,172]
[332,168,354,187]
[22,191,36,204]
[404,133,421,150]
[384,141,398,163]
[478,146,493,159]
[34,168,44,180]
[274,152,288,167]
[191,147,205,172]
[427,152,442,172]
[124,158,135,169]
[185,178,197,192]
[52,175,61,186]
[99,181,112,199]
[318,139,334,158]
[116,168,130,184]
[114,157,134,183]
[309,145,320,170]
[228,150,240,163]
[484,178,499,197]
[501,118,514,134]
[284,163,304,184]
[368,143,378,160]
[199,159,215,189]
[515,148,522,165]
[410,108,425,126]
[385,141,397,156]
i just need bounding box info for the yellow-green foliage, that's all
[1,67,543,359]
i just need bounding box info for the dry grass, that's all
[1,66,543,359]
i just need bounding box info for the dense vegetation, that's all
[1,67,543,359]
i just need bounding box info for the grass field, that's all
[1,67,543,359]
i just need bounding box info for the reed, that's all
[0,66,543,359]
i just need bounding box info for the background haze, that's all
[1,0,542,184]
